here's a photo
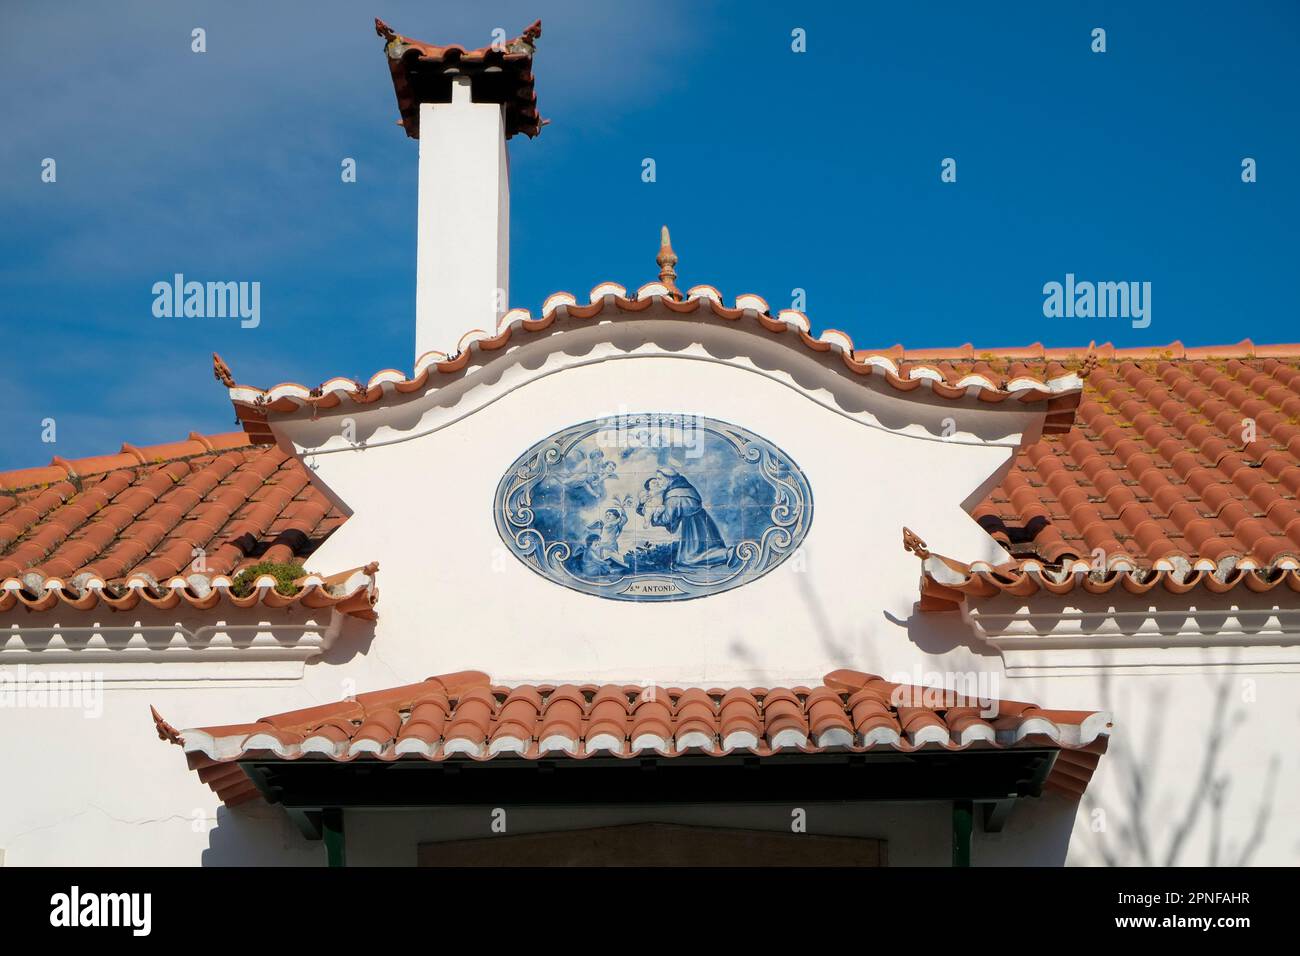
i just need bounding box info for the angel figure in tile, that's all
[637,467,732,569]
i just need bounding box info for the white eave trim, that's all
[0,611,348,683]
[965,595,1300,676]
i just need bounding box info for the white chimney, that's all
[373,17,543,364]
[415,80,510,361]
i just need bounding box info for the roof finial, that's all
[902,527,931,560]
[656,225,680,297]
[1080,340,1100,379]
[150,705,184,746]
[212,352,235,388]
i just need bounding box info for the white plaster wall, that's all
[0,616,1295,865]
[1,340,1296,866]
[1010,669,1294,866]
[296,344,1028,686]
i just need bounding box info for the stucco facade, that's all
[1,16,1294,869]
[1,302,1293,866]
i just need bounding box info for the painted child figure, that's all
[592,506,628,562]
[580,506,629,576]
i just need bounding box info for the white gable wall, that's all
[295,338,1027,684]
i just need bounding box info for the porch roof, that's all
[155,668,1110,808]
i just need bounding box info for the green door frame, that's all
[322,808,346,867]
[952,800,973,867]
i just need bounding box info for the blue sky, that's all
[1,0,1297,469]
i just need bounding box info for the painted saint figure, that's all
[637,467,732,569]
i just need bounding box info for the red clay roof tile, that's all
[0,432,372,616]
[969,354,1300,581]
[158,669,1111,805]
[9,346,1300,610]
[220,287,1090,441]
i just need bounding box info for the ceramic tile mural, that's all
[495,413,813,601]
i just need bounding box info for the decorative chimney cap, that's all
[656,225,681,298]
[375,19,545,140]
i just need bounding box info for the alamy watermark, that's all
[50,886,150,936]
[152,273,260,328]
[886,668,1000,719]
[0,666,104,717]
[1043,273,1150,328]
[594,409,704,459]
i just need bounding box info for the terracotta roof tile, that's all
[158,669,1111,805]
[920,556,1300,604]
[0,431,370,616]
[9,345,1300,609]
[967,354,1300,582]
[221,286,1088,444]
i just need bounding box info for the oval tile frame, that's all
[494,413,813,602]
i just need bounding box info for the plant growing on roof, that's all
[230,561,307,597]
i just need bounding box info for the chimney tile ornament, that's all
[508,19,543,55]
[375,18,545,140]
